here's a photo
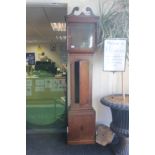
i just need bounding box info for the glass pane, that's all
[26,75,67,130]
[70,23,95,49]
[26,50,67,131]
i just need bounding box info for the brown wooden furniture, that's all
[66,7,99,144]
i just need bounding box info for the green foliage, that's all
[98,0,129,60]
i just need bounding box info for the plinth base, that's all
[112,136,129,155]
[67,108,95,144]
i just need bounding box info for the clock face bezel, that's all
[66,15,98,53]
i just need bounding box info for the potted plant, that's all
[98,0,129,154]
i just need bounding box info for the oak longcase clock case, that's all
[66,7,99,144]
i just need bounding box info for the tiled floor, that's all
[26,133,114,155]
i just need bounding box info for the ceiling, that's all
[26,4,67,44]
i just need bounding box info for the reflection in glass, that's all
[70,23,95,49]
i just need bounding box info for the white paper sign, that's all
[44,79,53,88]
[26,87,32,96]
[35,86,45,92]
[104,39,126,71]
[26,80,32,87]
[35,79,44,86]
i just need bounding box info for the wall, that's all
[26,0,129,126]
[92,49,129,125]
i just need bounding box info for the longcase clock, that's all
[66,7,99,144]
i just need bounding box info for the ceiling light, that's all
[51,22,66,32]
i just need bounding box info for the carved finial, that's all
[70,7,79,15]
[69,7,95,16]
[86,7,95,16]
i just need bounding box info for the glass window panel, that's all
[70,23,95,49]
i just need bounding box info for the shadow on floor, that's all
[26,133,114,155]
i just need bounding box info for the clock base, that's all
[67,108,96,144]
